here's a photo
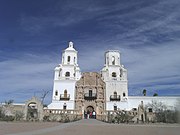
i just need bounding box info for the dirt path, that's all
[2,119,180,135]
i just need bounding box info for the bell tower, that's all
[102,50,127,81]
[101,50,128,111]
[105,50,120,66]
[48,41,81,110]
[62,41,78,66]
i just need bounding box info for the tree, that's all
[153,93,158,96]
[146,100,178,123]
[5,99,14,105]
[146,100,166,122]
[41,90,50,104]
[143,89,147,96]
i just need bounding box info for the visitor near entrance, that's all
[93,111,96,119]
[87,110,90,119]
[84,111,87,119]
[90,112,92,118]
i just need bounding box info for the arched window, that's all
[120,69,123,77]
[59,68,62,77]
[114,91,117,98]
[64,90,67,98]
[65,72,70,77]
[62,56,64,63]
[74,57,76,63]
[123,92,126,97]
[55,90,58,96]
[112,56,115,65]
[112,72,116,77]
[67,56,70,62]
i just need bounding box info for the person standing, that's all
[90,111,92,118]
[87,110,90,119]
[84,111,87,119]
[93,111,96,119]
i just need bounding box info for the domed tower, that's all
[48,41,81,110]
[54,41,81,80]
[101,50,128,111]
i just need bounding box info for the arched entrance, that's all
[84,106,96,119]
[24,97,43,121]
[86,106,94,113]
[27,102,38,120]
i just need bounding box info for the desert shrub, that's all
[59,113,70,123]
[0,108,5,120]
[43,115,50,121]
[146,101,179,123]
[2,115,15,121]
[0,108,14,121]
[14,111,24,121]
[115,111,133,123]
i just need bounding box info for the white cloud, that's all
[117,40,180,94]
[76,38,180,95]
[0,53,57,103]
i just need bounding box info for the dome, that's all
[65,41,76,51]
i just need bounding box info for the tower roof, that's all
[65,41,76,51]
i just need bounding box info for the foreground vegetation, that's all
[106,101,180,124]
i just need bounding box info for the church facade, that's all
[48,42,179,118]
[75,72,105,115]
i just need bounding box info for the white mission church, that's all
[48,41,179,118]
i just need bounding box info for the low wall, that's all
[43,109,82,122]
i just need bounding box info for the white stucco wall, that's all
[52,80,76,100]
[106,96,180,111]
[48,100,74,110]
[105,81,128,101]
[127,96,179,110]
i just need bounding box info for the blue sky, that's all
[0,0,180,104]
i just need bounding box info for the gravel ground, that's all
[0,121,61,135]
[1,119,180,135]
